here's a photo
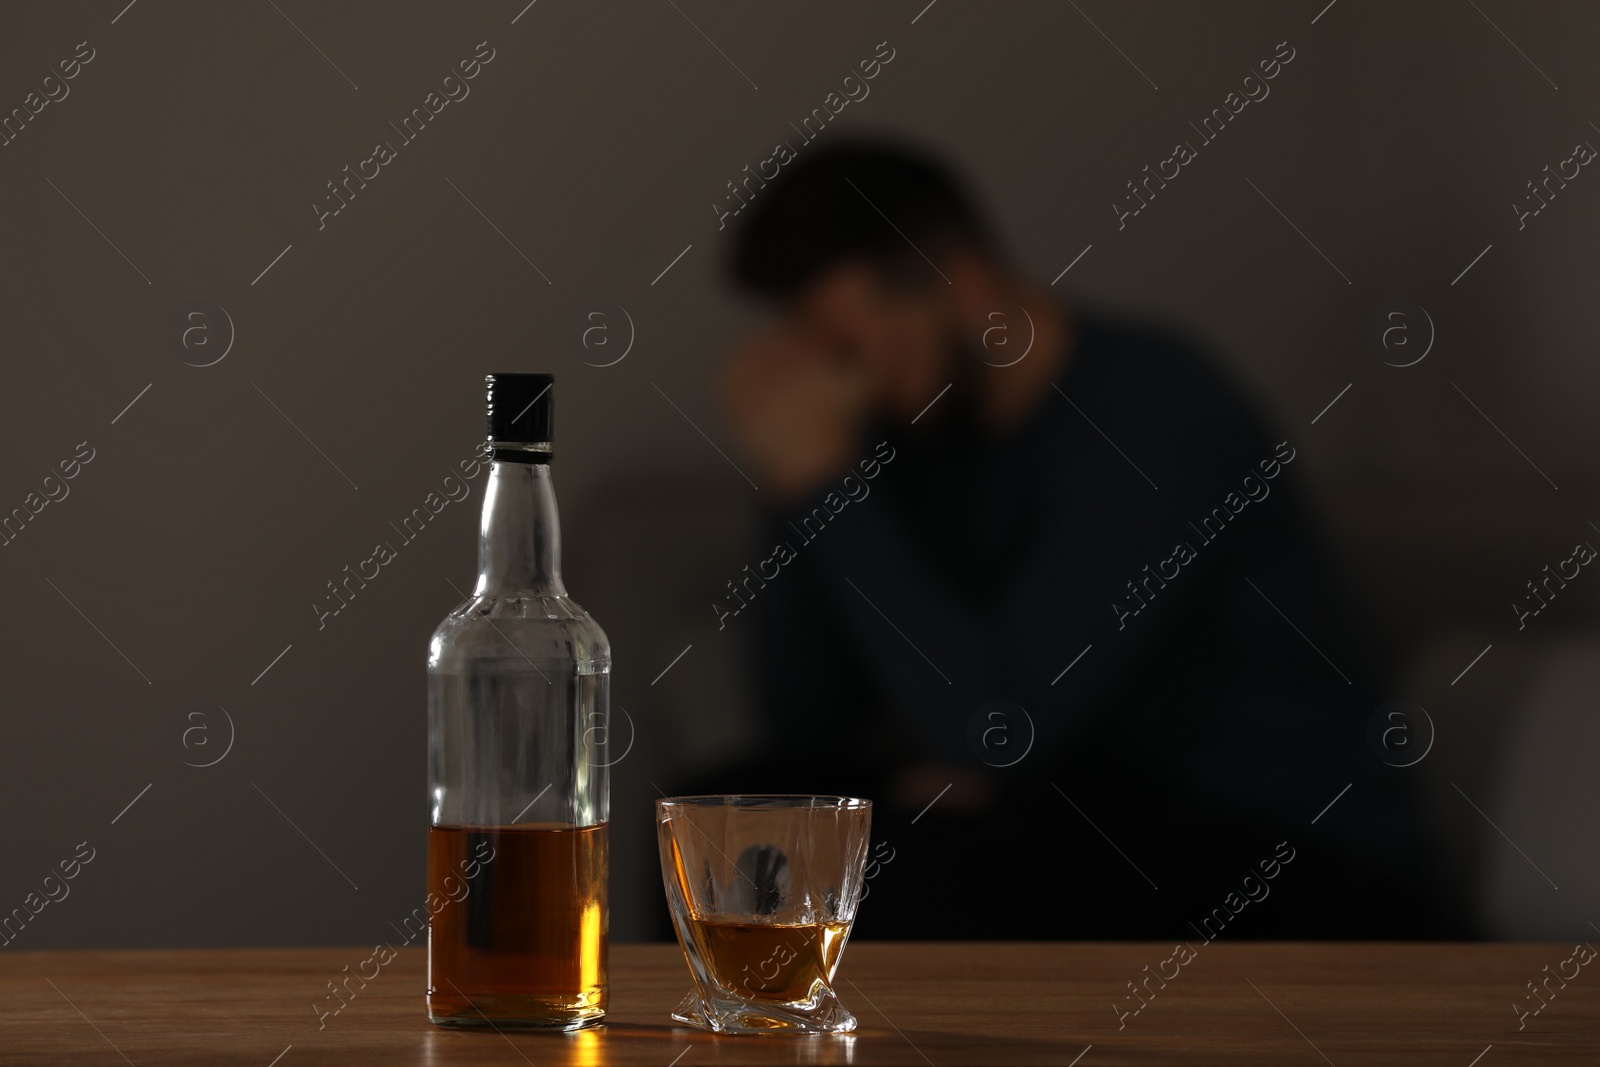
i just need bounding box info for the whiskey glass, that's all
[656,795,872,1034]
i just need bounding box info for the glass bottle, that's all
[426,373,611,1030]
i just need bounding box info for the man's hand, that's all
[721,331,873,500]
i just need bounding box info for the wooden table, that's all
[3,943,1595,1065]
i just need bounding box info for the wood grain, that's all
[1,942,1594,1065]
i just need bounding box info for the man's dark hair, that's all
[729,138,996,299]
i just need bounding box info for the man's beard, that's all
[874,337,983,458]
[907,337,982,433]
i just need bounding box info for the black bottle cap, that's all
[486,373,554,446]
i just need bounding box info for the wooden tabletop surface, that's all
[2,942,1595,1065]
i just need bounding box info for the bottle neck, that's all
[476,459,566,596]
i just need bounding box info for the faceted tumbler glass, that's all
[656,795,872,1034]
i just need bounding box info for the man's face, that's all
[788,262,957,424]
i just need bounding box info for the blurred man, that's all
[710,139,1461,939]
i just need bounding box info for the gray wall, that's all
[2,1,1596,947]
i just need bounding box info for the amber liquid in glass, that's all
[684,918,850,1002]
[426,824,608,1029]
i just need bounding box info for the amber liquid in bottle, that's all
[426,824,609,1028]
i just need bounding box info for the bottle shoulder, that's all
[444,591,602,623]
[429,593,611,669]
